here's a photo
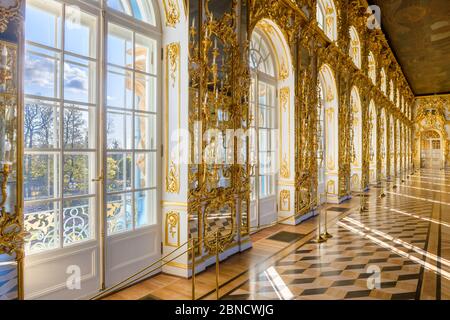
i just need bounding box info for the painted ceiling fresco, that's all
[369,0,450,95]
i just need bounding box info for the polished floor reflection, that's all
[224,170,450,300]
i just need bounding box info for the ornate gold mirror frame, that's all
[0,38,26,300]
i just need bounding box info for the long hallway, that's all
[224,170,450,300]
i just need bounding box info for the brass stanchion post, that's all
[191,238,196,300]
[380,180,386,198]
[215,231,220,300]
[313,205,327,243]
[321,208,332,239]
[359,192,368,213]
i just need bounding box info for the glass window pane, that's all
[135,34,156,74]
[258,82,266,105]
[24,100,59,149]
[107,67,133,109]
[107,193,132,235]
[24,201,60,254]
[24,154,59,201]
[26,0,62,49]
[135,152,156,189]
[63,106,95,149]
[64,55,96,104]
[107,110,133,149]
[107,0,156,25]
[135,112,156,150]
[63,198,93,246]
[25,46,61,99]
[106,153,132,193]
[63,154,92,196]
[108,23,133,67]
[266,85,275,107]
[64,7,97,58]
[135,73,156,112]
[135,189,156,228]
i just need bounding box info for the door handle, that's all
[92,172,104,182]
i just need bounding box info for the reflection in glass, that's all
[107,193,132,234]
[135,189,156,228]
[107,153,132,192]
[135,152,156,189]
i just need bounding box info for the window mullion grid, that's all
[59,3,66,249]
[131,30,136,231]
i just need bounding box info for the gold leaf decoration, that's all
[163,0,180,27]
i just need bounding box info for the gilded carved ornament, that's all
[279,189,290,212]
[0,0,22,33]
[166,161,180,193]
[167,42,180,87]
[165,211,180,247]
[163,0,180,27]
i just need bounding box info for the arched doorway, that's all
[318,64,339,203]
[249,19,294,229]
[420,130,443,169]
[350,86,362,192]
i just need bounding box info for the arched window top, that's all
[380,68,386,95]
[316,0,338,41]
[349,26,361,69]
[107,0,156,25]
[368,52,376,85]
[250,30,276,78]
[350,86,361,112]
[318,64,338,104]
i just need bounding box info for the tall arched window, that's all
[108,0,156,24]
[350,86,362,191]
[380,108,387,179]
[368,52,376,85]
[349,26,361,69]
[318,64,339,203]
[390,80,394,102]
[249,30,277,200]
[380,68,387,95]
[316,0,338,41]
[23,0,161,299]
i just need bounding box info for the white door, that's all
[23,0,101,299]
[249,75,277,231]
[23,0,162,299]
[104,19,161,287]
[421,138,441,169]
